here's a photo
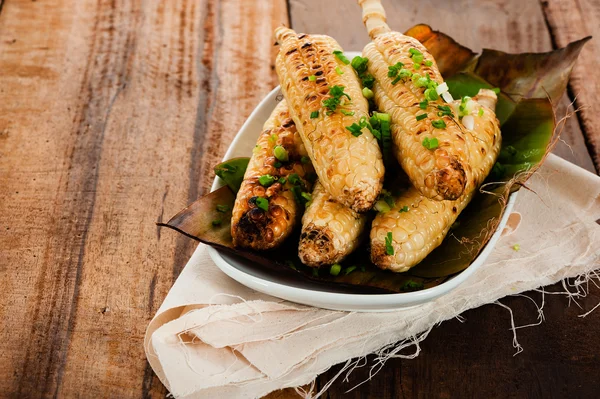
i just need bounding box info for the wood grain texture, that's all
[0,0,597,398]
[542,0,600,172]
[0,0,287,397]
[288,0,600,397]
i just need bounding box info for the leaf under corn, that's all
[160,28,586,294]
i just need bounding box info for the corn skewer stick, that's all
[274,26,384,212]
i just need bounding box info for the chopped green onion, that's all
[459,96,471,117]
[362,87,374,99]
[310,110,319,119]
[492,87,501,94]
[258,174,276,186]
[333,50,350,64]
[391,75,402,85]
[376,113,391,122]
[216,204,229,213]
[308,75,316,81]
[344,265,357,275]
[401,280,424,291]
[399,206,409,213]
[341,109,355,116]
[287,173,301,185]
[416,113,428,121]
[424,60,433,67]
[422,137,439,150]
[478,108,484,117]
[273,145,289,162]
[413,63,421,70]
[374,199,391,213]
[269,134,278,144]
[278,177,287,184]
[330,263,342,276]
[431,119,446,129]
[301,192,312,202]
[211,219,222,227]
[385,232,394,255]
[301,156,311,164]
[361,74,375,89]
[419,99,428,109]
[437,105,454,117]
[255,197,269,211]
[274,161,282,168]
[512,244,521,251]
[424,88,439,101]
[351,56,369,74]
[346,123,363,137]
[387,62,404,77]
[408,48,423,57]
[335,66,344,75]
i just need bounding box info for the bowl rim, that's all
[207,77,517,311]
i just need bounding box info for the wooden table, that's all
[1,0,599,397]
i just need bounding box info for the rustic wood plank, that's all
[542,0,600,172]
[290,0,595,173]
[289,0,599,397]
[0,0,287,397]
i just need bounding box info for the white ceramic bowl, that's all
[208,53,517,312]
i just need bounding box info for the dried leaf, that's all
[161,27,585,294]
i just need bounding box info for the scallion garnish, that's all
[341,109,355,116]
[424,60,433,67]
[255,197,269,211]
[335,66,344,75]
[351,56,369,74]
[422,137,439,150]
[478,108,484,117]
[431,119,446,129]
[278,177,287,184]
[387,62,405,78]
[258,174,276,186]
[362,87,374,99]
[274,161,282,168]
[211,219,222,227]
[512,244,521,251]
[344,265,357,275]
[399,206,409,213]
[333,50,350,64]
[416,113,428,121]
[273,145,289,162]
[330,263,342,276]
[419,99,428,109]
[310,110,319,118]
[301,156,310,164]
[385,232,394,255]
[308,75,316,81]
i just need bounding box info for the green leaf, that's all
[213,157,250,193]
[162,27,585,294]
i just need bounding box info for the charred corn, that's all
[299,181,368,267]
[359,0,496,201]
[371,88,501,271]
[231,101,315,250]
[274,26,384,212]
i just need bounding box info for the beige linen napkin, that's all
[145,154,600,399]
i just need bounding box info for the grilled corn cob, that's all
[358,0,492,201]
[274,26,384,212]
[371,88,501,271]
[231,101,315,250]
[299,181,368,267]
